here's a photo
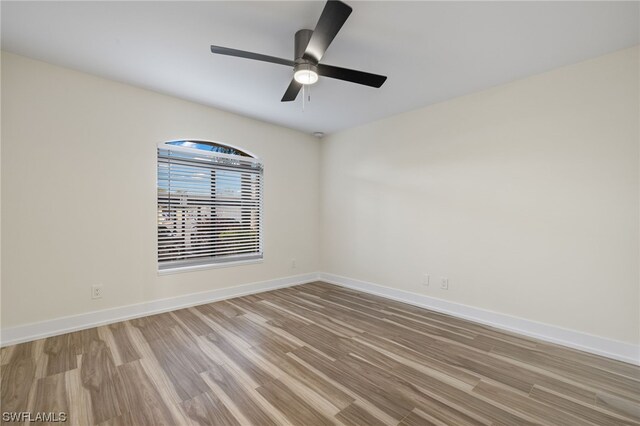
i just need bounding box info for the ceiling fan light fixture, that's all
[294,63,319,85]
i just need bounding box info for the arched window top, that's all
[164,140,256,158]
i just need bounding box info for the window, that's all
[157,140,263,271]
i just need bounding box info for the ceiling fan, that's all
[210,0,387,102]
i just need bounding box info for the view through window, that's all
[157,140,263,270]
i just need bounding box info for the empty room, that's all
[1,1,639,425]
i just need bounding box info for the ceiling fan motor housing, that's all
[295,29,315,64]
[293,29,318,85]
[294,62,318,75]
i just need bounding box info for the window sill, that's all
[158,258,264,276]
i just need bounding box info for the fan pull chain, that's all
[301,82,311,112]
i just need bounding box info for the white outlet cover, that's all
[91,285,103,299]
[440,278,449,290]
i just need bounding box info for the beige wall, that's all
[321,47,640,345]
[1,52,320,328]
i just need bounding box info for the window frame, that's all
[156,140,264,274]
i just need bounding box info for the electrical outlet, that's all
[91,285,103,299]
[422,274,430,287]
[440,278,449,290]
[291,258,297,269]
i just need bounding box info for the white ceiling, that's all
[2,1,638,135]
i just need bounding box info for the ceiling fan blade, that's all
[281,79,303,102]
[210,45,294,67]
[317,64,387,88]
[303,0,352,63]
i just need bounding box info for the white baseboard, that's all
[4,271,638,366]
[0,272,321,347]
[319,272,640,366]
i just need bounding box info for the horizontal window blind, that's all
[157,146,263,270]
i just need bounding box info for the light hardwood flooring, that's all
[1,282,639,425]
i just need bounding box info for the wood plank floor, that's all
[2,281,639,425]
